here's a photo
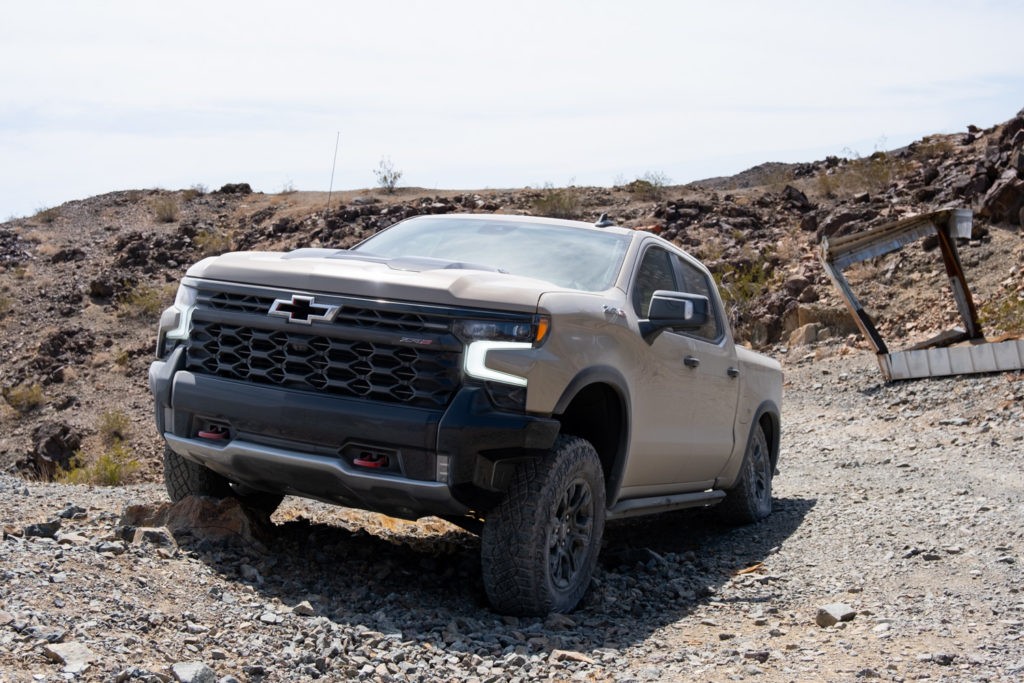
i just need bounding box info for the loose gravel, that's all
[1,348,1022,682]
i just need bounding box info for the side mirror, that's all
[640,290,709,340]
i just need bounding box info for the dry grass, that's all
[195,229,233,256]
[99,409,132,446]
[3,383,44,413]
[151,197,180,223]
[59,441,139,486]
[532,184,582,219]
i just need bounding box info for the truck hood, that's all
[186,249,558,312]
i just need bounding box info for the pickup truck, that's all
[149,212,782,615]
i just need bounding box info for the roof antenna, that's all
[594,212,614,228]
[325,131,340,218]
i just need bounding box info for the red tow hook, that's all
[353,454,388,468]
[197,427,229,440]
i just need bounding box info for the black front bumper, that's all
[149,348,560,519]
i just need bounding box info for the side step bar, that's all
[606,490,726,521]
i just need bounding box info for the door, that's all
[624,245,740,489]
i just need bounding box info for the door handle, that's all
[727,366,740,378]
[683,356,700,368]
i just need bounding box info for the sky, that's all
[1,0,1023,219]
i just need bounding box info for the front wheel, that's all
[163,445,283,518]
[481,435,606,616]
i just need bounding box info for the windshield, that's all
[352,217,630,291]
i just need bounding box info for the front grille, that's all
[185,319,460,408]
[197,290,450,332]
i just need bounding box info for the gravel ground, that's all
[1,347,1023,682]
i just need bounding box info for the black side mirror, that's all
[640,290,709,340]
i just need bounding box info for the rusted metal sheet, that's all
[820,208,1023,381]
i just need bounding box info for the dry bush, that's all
[34,207,60,224]
[151,197,180,223]
[625,171,671,200]
[374,157,403,194]
[59,441,139,486]
[980,293,1024,336]
[3,383,44,413]
[195,229,233,256]
[914,135,955,161]
[532,184,582,219]
[120,282,173,318]
[99,409,131,446]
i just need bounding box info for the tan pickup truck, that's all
[150,213,782,615]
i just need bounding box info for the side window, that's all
[674,255,723,341]
[632,247,677,318]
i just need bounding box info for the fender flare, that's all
[553,365,632,506]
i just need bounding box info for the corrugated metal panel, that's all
[883,340,1024,380]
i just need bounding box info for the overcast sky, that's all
[2,0,1022,219]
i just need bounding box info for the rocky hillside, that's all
[0,109,1022,483]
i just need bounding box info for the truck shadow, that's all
[192,496,814,654]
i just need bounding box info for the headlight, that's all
[156,283,198,357]
[453,316,550,345]
[457,316,550,387]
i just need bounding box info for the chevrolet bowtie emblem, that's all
[268,295,340,324]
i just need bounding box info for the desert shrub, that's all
[0,292,10,317]
[281,179,297,194]
[151,197,180,223]
[980,293,1024,336]
[532,184,582,219]
[181,184,207,201]
[194,229,233,256]
[712,247,776,331]
[814,151,909,198]
[625,172,671,200]
[374,157,403,194]
[34,206,60,224]
[121,282,172,318]
[60,441,138,486]
[3,383,44,413]
[99,409,131,446]
[914,135,955,161]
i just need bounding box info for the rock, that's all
[798,286,819,303]
[744,650,770,663]
[96,540,127,555]
[816,602,857,627]
[42,641,96,674]
[120,496,273,549]
[216,183,252,195]
[57,504,86,519]
[172,661,217,683]
[782,185,811,209]
[979,170,1024,225]
[26,422,83,479]
[544,613,576,630]
[259,611,284,624]
[292,600,315,616]
[550,649,595,664]
[789,323,820,347]
[783,276,810,297]
[24,519,61,538]
[132,526,177,548]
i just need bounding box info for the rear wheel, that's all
[481,435,605,616]
[162,445,283,518]
[717,424,772,524]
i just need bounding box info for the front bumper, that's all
[150,349,560,518]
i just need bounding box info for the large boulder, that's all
[119,496,274,549]
[978,169,1024,225]
[24,422,83,479]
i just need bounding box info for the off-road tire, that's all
[163,445,283,518]
[717,424,772,524]
[163,445,231,501]
[481,435,606,616]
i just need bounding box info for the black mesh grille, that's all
[185,319,459,408]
